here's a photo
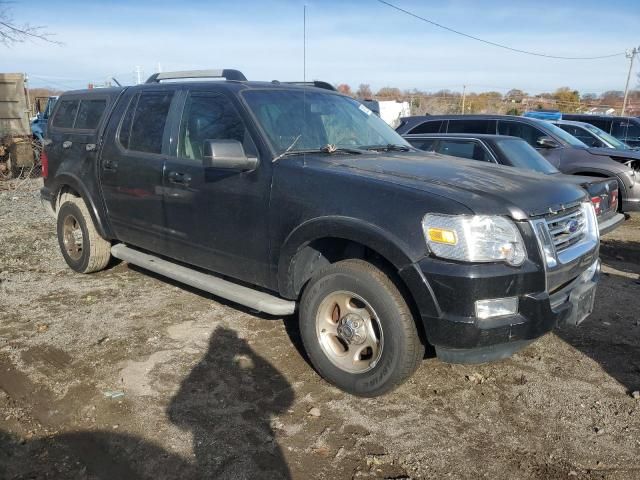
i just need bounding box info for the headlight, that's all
[422,214,526,266]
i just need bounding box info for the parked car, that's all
[551,119,636,150]
[561,114,640,148]
[31,95,58,141]
[41,70,600,396]
[396,115,640,213]
[402,133,624,235]
[523,110,562,121]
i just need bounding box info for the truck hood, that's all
[587,146,640,162]
[314,151,587,219]
[551,172,612,187]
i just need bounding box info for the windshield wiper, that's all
[362,144,412,152]
[274,144,368,160]
[320,144,368,154]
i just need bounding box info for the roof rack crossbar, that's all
[279,81,337,91]
[145,69,247,83]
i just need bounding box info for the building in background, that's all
[359,99,411,128]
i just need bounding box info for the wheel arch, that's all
[51,173,112,240]
[278,216,419,300]
[572,170,628,211]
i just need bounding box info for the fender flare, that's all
[277,216,420,298]
[51,173,113,240]
[569,169,629,199]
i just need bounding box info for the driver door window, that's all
[559,125,601,147]
[497,121,546,148]
[612,120,640,142]
[435,139,492,162]
[178,93,255,161]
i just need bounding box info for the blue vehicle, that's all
[31,96,58,141]
[523,110,562,121]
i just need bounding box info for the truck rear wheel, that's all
[299,259,424,397]
[56,197,111,273]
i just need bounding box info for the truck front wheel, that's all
[56,198,111,273]
[299,259,424,397]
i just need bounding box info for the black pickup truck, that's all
[40,70,601,396]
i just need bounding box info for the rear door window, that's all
[119,91,174,154]
[410,120,444,134]
[74,99,107,130]
[52,99,79,128]
[447,119,496,134]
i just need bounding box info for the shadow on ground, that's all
[0,327,294,479]
[600,237,640,275]
[555,238,640,395]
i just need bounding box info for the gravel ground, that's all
[1,179,639,480]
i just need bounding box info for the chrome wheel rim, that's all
[315,290,383,373]
[62,214,83,261]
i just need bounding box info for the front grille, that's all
[545,205,586,253]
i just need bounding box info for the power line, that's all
[377,0,627,60]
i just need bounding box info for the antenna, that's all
[303,5,307,166]
[303,5,306,83]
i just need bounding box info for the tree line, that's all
[336,83,640,116]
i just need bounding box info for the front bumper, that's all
[400,257,600,364]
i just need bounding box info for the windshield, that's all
[581,123,630,150]
[494,138,559,174]
[242,89,410,154]
[541,121,589,148]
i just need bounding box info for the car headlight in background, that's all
[622,163,637,186]
[422,214,526,266]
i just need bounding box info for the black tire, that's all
[56,197,111,273]
[299,259,424,397]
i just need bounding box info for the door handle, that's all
[167,171,192,185]
[62,141,73,149]
[103,159,118,170]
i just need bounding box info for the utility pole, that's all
[621,47,638,117]
[461,85,466,114]
[135,66,142,85]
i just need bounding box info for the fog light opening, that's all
[475,297,519,320]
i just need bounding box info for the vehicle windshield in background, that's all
[494,138,559,174]
[582,123,631,150]
[542,121,589,148]
[242,90,410,154]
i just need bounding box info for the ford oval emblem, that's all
[567,219,579,233]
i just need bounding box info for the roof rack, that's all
[275,81,337,91]
[145,69,247,84]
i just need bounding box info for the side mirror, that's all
[536,136,559,149]
[202,139,258,171]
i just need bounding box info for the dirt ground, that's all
[1,179,639,480]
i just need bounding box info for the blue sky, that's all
[2,0,638,94]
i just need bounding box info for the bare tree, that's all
[0,1,59,45]
[336,84,353,96]
[356,84,372,99]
